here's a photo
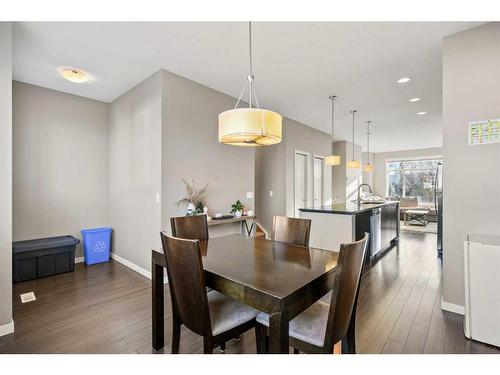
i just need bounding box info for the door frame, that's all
[312,153,326,207]
[294,149,311,218]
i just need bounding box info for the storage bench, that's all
[13,236,80,283]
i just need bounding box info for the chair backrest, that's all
[400,197,419,208]
[324,234,369,349]
[170,214,209,240]
[272,216,311,247]
[160,232,211,337]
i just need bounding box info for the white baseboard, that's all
[110,253,168,284]
[441,298,465,315]
[256,222,270,239]
[75,257,84,264]
[0,319,14,337]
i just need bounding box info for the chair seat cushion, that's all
[256,300,329,347]
[208,291,259,336]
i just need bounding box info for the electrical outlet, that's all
[269,190,273,197]
[246,192,254,199]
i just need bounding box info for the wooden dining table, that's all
[151,235,350,354]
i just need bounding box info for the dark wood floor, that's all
[1,232,498,354]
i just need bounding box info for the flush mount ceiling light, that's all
[409,97,421,102]
[347,110,361,169]
[397,77,411,84]
[417,111,427,115]
[363,120,374,172]
[326,95,341,166]
[218,22,282,146]
[59,67,89,83]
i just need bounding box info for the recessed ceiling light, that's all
[59,67,89,83]
[417,111,427,115]
[397,77,411,84]
[409,97,421,102]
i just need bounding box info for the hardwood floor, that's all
[1,232,498,354]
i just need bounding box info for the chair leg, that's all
[255,323,269,354]
[219,342,226,353]
[293,348,299,354]
[171,320,181,354]
[203,337,213,354]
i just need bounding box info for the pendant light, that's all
[347,110,361,168]
[325,95,341,166]
[363,120,375,172]
[218,22,282,146]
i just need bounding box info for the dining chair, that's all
[160,232,259,354]
[255,233,369,354]
[272,216,312,247]
[170,214,209,240]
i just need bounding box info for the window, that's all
[386,158,442,204]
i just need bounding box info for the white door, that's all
[313,156,324,207]
[294,152,309,217]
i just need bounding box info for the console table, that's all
[208,215,256,236]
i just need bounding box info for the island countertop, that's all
[299,200,399,215]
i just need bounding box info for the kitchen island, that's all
[299,201,399,268]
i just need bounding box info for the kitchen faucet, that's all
[357,183,373,204]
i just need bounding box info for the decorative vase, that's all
[186,202,195,216]
[203,206,208,214]
[247,209,254,217]
[235,210,242,217]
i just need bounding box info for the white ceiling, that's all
[12,22,481,152]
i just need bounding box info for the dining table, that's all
[151,234,355,354]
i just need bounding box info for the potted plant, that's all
[231,200,244,217]
[176,179,209,216]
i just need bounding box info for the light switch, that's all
[155,193,160,203]
[269,190,273,197]
[246,192,254,199]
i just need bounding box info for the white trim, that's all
[385,154,443,162]
[75,257,84,264]
[312,153,327,207]
[256,222,270,239]
[294,149,312,218]
[0,319,14,337]
[441,298,465,315]
[110,253,168,284]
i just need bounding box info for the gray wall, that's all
[442,22,500,307]
[0,22,13,332]
[255,141,286,234]
[331,141,363,203]
[161,69,256,236]
[371,147,443,197]
[12,82,109,258]
[255,117,333,233]
[109,71,162,272]
[284,118,333,217]
[362,151,374,188]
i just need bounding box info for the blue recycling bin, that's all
[81,227,112,265]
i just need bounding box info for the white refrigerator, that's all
[464,234,500,347]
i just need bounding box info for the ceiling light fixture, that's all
[347,110,361,169]
[218,22,282,146]
[325,95,341,166]
[397,77,411,84]
[59,67,89,83]
[417,111,427,115]
[409,97,421,102]
[363,120,374,172]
